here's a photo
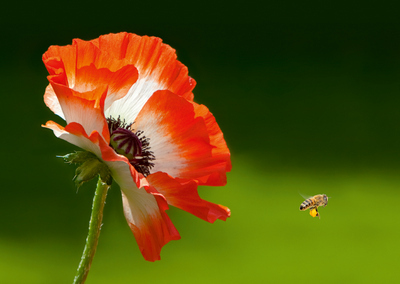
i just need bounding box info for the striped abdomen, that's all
[299,198,316,211]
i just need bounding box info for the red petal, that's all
[47,78,110,142]
[42,121,105,158]
[191,102,232,185]
[147,172,230,223]
[43,38,139,113]
[74,63,138,109]
[101,150,180,261]
[122,188,180,261]
[135,90,230,185]
[43,45,75,86]
[43,37,133,77]
[91,32,195,100]
[44,84,64,119]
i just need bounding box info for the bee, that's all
[299,194,328,219]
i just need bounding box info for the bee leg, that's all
[315,208,320,219]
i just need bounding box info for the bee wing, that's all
[298,192,312,200]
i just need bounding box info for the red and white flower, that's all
[42,32,231,261]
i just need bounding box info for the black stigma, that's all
[107,116,155,177]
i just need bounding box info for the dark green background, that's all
[1,1,400,283]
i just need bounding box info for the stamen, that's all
[107,116,155,176]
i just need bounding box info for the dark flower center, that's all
[107,116,155,177]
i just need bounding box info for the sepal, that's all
[60,151,112,187]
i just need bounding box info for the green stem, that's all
[73,177,110,284]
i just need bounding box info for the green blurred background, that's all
[2,0,400,283]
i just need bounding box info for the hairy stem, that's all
[73,177,110,284]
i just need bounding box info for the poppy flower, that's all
[42,32,231,261]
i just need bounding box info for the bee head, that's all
[323,194,328,206]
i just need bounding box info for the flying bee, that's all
[299,194,328,219]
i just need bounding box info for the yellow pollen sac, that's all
[309,208,318,218]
